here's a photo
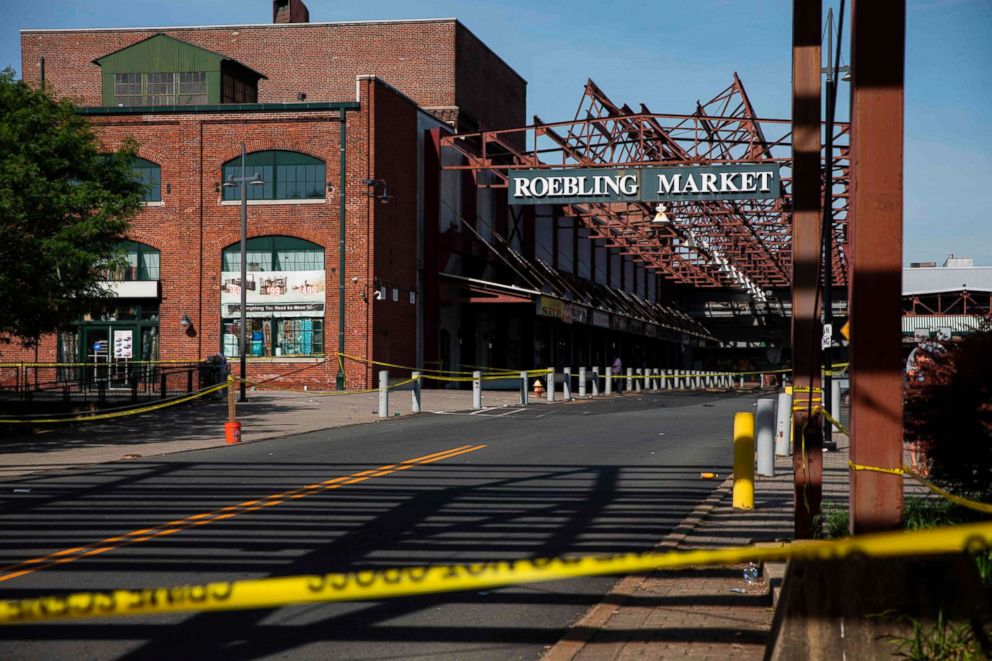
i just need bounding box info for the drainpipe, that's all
[336,108,348,390]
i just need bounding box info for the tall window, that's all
[132,158,161,202]
[221,237,325,358]
[222,151,325,201]
[221,236,324,272]
[113,72,208,106]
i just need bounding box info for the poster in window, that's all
[113,329,133,359]
[221,270,325,318]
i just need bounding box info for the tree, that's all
[0,67,144,347]
[904,320,992,502]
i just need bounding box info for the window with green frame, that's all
[105,241,160,281]
[221,236,324,272]
[221,318,324,358]
[221,150,325,201]
[132,157,161,202]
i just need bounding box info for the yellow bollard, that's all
[733,412,755,510]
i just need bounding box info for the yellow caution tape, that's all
[2,520,991,625]
[0,382,230,424]
[849,462,992,515]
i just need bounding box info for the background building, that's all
[9,0,727,389]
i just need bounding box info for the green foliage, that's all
[815,501,849,539]
[0,67,143,346]
[889,608,990,661]
[904,325,992,502]
[903,497,964,531]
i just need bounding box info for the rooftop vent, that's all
[274,0,309,24]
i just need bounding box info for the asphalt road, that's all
[0,390,761,660]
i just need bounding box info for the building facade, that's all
[10,0,711,389]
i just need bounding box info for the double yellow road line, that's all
[0,444,486,584]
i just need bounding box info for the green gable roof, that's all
[93,33,265,79]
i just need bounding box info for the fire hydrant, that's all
[532,378,545,398]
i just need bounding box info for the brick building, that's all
[11,0,711,390]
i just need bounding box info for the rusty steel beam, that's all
[849,0,906,533]
[791,0,823,539]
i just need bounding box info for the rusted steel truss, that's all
[441,76,849,291]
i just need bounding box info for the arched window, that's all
[132,158,161,202]
[221,150,325,201]
[221,236,324,272]
[220,236,325,358]
[106,241,160,281]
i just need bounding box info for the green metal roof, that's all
[93,33,266,79]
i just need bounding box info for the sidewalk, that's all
[0,386,538,479]
[544,430,854,660]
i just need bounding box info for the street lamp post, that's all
[223,143,263,402]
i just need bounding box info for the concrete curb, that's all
[542,474,735,661]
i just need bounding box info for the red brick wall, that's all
[21,21,458,108]
[454,24,527,133]
[367,78,420,377]
[0,106,382,390]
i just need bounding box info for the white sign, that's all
[821,323,833,349]
[113,329,133,359]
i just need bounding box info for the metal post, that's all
[160,372,166,400]
[238,143,248,403]
[791,0,824,538]
[378,370,388,418]
[849,0,905,533]
[335,109,348,390]
[756,398,776,476]
[472,371,482,410]
[831,378,841,437]
[562,367,572,401]
[519,371,529,406]
[411,372,421,413]
[578,367,587,397]
[546,367,555,402]
[604,366,612,395]
[776,390,793,456]
[592,366,600,396]
[625,367,633,392]
[739,374,745,389]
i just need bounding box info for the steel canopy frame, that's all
[440,76,850,294]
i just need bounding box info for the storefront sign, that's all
[611,315,628,332]
[629,319,644,335]
[536,295,565,319]
[645,324,658,338]
[592,310,610,328]
[509,164,780,205]
[225,303,325,316]
[221,270,325,318]
[570,305,589,325]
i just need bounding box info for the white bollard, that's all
[605,366,612,395]
[546,367,555,402]
[626,367,633,392]
[578,367,587,397]
[739,374,745,389]
[592,366,600,396]
[520,371,528,405]
[411,371,422,413]
[472,371,482,410]
[831,378,842,441]
[378,370,389,418]
[756,398,776,476]
[775,390,793,456]
[652,368,659,391]
[634,368,642,392]
[563,367,572,401]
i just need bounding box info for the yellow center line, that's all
[0,444,485,584]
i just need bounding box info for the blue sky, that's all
[3,0,990,266]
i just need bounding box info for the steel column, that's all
[791,0,824,539]
[849,0,905,533]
